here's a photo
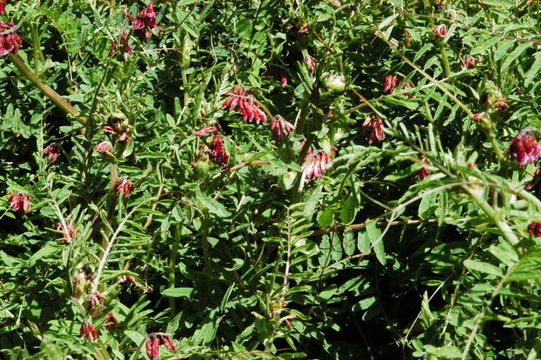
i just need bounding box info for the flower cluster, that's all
[113,178,134,197]
[383,75,397,93]
[508,129,541,167]
[528,222,541,237]
[433,24,447,39]
[94,141,113,154]
[7,193,30,214]
[104,312,118,330]
[270,115,295,140]
[80,321,98,343]
[87,292,105,310]
[130,2,160,40]
[208,136,229,169]
[301,149,333,180]
[43,145,60,163]
[0,21,22,57]
[415,157,430,180]
[110,32,132,59]
[304,55,316,73]
[146,334,176,360]
[462,55,479,69]
[362,114,385,145]
[0,0,6,15]
[222,87,267,124]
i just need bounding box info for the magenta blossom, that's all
[104,312,118,330]
[0,21,22,56]
[529,222,541,237]
[383,75,397,93]
[415,157,430,180]
[110,32,132,58]
[131,2,160,40]
[222,87,267,124]
[94,141,113,153]
[0,0,6,15]
[509,129,541,167]
[304,56,316,73]
[193,126,218,137]
[43,145,60,163]
[56,222,76,240]
[208,136,229,169]
[301,149,333,180]
[8,193,30,214]
[80,322,98,343]
[270,115,295,140]
[433,24,447,39]
[113,178,134,197]
[462,55,479,69]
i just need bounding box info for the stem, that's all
[8,54,87,125]
[486,130,505,163]
[439,42,451,78]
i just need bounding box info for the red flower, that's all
[415,157,430,180]
[529,222,541,237]
[462,55,479,69]
[509,129,541,167]
[0,0,6,15]
[472,112,489,122]
[495,98,509,110]
[301,149,333,180]
[208,136,229,169]
[131,2,160,40]
[0,21,22,56]
[110,32,132,58]
[55,222,76,240]
[383,75,397,93]
[113,178,134,197]
[222,87,267,124]
[94,141,113,153]
[80,321,98,342]
[7,193,31,214]
[280,71,288,87]
[433,24,447,39]
[104,312,118,330]
[270,115,295,140]
[146,336,161,360]
[193,126,218,137]
[118,275,137,285]
[43,145,60,163]
[87,292,105,310]
[362,114,385,144]
[304,56,316,73]
[160,335,176,352]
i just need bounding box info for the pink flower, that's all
[110,32,132,58]
[529,222,541,237]
[208,136,229,169]
[433,24,447,39]
[43,145,60,163]
[270,115,295,140]
[462,55,479,69]
[383,75,397,93]
[131,2,160,40]
[104,312,118,330]
[113,178,134,197]
[55,222,76,240]
[7,193,31,214]
[222,87,267,124]
[94,141,113,153]
[146,336,161,360]
[0,21,22,56]
[280,71,288,87]
[415,157,430,180]
[193,126,218,137]
[472,112,489,122]
[304,56,316,73]
[509,130,541,167]
[80,322,98,342]
[301,149,333,180]
[362,114,385,144]
[118,275,137,285]
[161,335,176,353]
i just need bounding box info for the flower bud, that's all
[322,72,346,93]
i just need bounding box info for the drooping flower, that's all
[462,55,479,69]
[7,193,31,214]
[433,24,447,39]
[55,222,76,240]
[528,222,541,237]
[362,114,385,145]
[113,178,134,197]
[301,149,333,181]
[118,274,137,285]
[80,322,99,342]
[383,75,398,93]
[509,129,541,167]
[207,136,229,169]
[270,115,295,140]
[415,157,430,180]
[304,55,316,73]
[222,87,267,124]
[94,141,113,153]
[43,145,60,163]
[131,2,160,40]
[160,335,176,353]
[104,312,118,330]
[193,126,218,137]
[0,21,22,56]
[110,32,132,58]
[146,335,161,360]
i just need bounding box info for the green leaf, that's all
[162,287,194,298]
[340,196,356,224]
[304,186,322,219]
[317,207,334,228]
[464,259,503,277]
[525,52,541,87]
[367,222,386,265]
[197,194,231,217]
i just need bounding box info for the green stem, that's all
[486,130,505,163]
[8,54,87,125]
[29,24,41,75]
[169,224,181,317]
[439,43,451,78]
